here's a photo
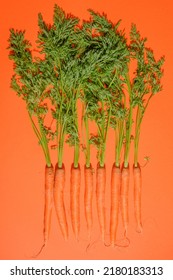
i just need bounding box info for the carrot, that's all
[54,163,68,240]
[44,164,54,245]
[110,164,121,247]
[31,165,54,258]
[96,164,106,242]
[70,164,81,240]
[121,165,130,237]
[84,165,94,240]
[133,163,142,233]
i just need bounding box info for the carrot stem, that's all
[58,124,65,168]
[134,106,142,167]
[115,119,124,167]
[124,106,132,168]
[84,115,91,168]
[124,73,133,168]
[98,106,112,168]
[100,143,106,168]
[134,94,153,167]
[74,140,80,168]
[28,112,51,167]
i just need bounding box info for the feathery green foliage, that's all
[8,5,164,169]
[128,24,165,167]
[79,10,129,167]
[8,29,52,166]
[37,4,81,168]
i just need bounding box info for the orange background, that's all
[0,0,173,260]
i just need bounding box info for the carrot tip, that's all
[136,224,143,233]
[31,243,45,258]
[104,242,111,247]
[124,229,128,238]
[115,237,130,248]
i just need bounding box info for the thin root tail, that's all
[31,243,46,258]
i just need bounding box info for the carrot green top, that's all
[8,5,164,169]
[129,24,164,167]
[8,29,52,167]
[37,5,81,168]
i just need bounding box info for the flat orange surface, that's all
[0,0,173,260]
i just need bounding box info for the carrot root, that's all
[133,163,142,233]
[121,165,130,237]
[44,165,54,246]
[96,164,106,243]
[110,164,121,247]
[54,163,68,240]
[70,164,81,240]
[84,165,94,240]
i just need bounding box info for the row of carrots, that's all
[42,160,140,249]
[8,4,164,254]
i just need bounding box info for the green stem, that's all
[57,88,64,160]
[144,93,153,111]
[124,73,133,168]
[74,140,80,168]
[28,112,42,141]
[73,90,80,168]
[29,113,47,162]
[124,107,133,167]
[101,100,105,136]
[108,70,117,88]
[100,142,106,167]
[58,123,65,168]
[115,119,124,167]
[38,117,51,167]
[84,115,90,168]
[56,117,59,163]
[96,123,102,166]
[28,112,51,167]
[99,106,112,167]
[134,94,153,167]
[104,105,112,143]
[99,101,105,167]
[57,98,72,168]
[134,106,142,167]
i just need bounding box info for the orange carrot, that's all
[44,164,54,245]
[70,164,81,240]
[84,165,94,240]
[54,163,68,240]
[133,163,142,233]
[110,164,121,247]
[96,164,106,242]
[32,165,54,257]
[121,165,130,237]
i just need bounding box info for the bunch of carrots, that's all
[8,4,164,251]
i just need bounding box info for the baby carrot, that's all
[54,163,68,240]
[133,163,142,233]
[44,164,54,245]
[84,165,94,240]
[121,165,130,237]
[96,164,106,243]
[110,164,121,246]
[70,164,81,240]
